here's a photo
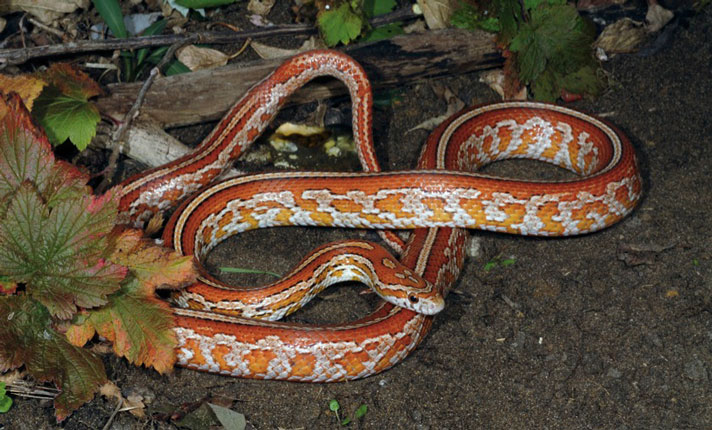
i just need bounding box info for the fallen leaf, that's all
[250,37,324,59]
[415,0,456,29]
[594,18,647,55]
[248,0,276,16]
[646,3,674,33]
[176,45,229,71]
[479,69,527,100]
[0,0,89,24]
[0,75,47,111]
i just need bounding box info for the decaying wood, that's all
[96,29,501,128]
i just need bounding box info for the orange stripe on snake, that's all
[117,50,642,382]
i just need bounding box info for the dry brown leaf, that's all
[479,69,527,100]
[0,74,47,111]
[415,0,456,30]
[0,0,89,24]
[250,37,325,59]
[99,381,121,400]
[248,0,277,16]
[646,4,674,33]
[125,394,146,418]
[176,45,229,71]
[594,19,647,55]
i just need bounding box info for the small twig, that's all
[27,17,67,40]
[0,8,417,66]
[101,397,124,430]
[96,37,197,192]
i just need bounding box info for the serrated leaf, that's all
[68,277,177,374]
[33,86,100,150]
[509,3,600,100]
[38,63,102,101]
[0,93,90,211]
[318,3,364,47]
[0,74,47,111]
[92,0,128,39]
[108,227,197,291]
[0,296,106,421]
[175,0,237,7]
[0,185,126,319]
[33,63,102,150]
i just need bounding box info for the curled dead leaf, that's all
[594,19,647,56]
[415,0,456,30]
[248,0,277,16]
[176,45,229,71]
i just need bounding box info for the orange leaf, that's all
[0,74,47,111]
[38,63,102,100]
[109,227,198,292]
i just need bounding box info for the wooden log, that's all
[96,29,501,128]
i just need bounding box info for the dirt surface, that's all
[2,6,712,430]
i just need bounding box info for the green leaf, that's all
[0,296,106,422]
[450,2,500,32]
[509,3,600,100]
[0,184,125,319]
[136,19,167,65]
[354,404,368,418]
[0,382,11,413]
[493,0,521,44]
[361,23,404,42]
[363,0,396,17]
[329,399,340,412]
[91,0,127,39]
[318,3,364,47]
[524,0,565,10]
[164,59,191,76]
[33,86,100,150]
[208,403,247,430]
[559,65,603,97]
[175,0,237,7]
[0,93,89,214]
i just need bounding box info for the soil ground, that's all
[1,6,711,430]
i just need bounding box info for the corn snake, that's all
[117,50,642,382]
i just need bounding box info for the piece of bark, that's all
[96,29,501,128]
[93,119,245,177]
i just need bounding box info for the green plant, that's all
[483,256,516,272]
[30,63,102,150]
[329,399,368,426]
[318,0,403,46]
[92,0,189,81]
[0,382,12,413]
[0,93,197,421]
[451,0,604,101]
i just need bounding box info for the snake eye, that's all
[408,295,419,304]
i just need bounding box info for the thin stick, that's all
[95,37,196,192]
[101,397,124,430]
[0,8,416,66]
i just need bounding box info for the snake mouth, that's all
[406,294,445,315]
